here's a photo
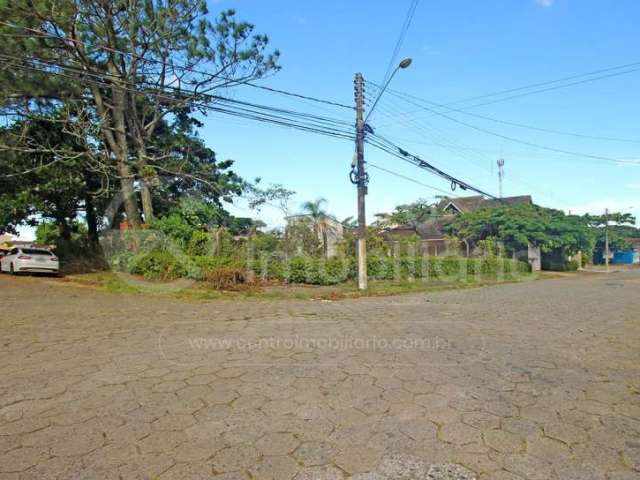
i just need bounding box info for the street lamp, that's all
[364,57,412,125]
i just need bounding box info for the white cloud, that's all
[536,0,555,7]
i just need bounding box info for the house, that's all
[437,195,533,214]
[594,237,640,265]
[384,194,541,269]
[286,214,344,257]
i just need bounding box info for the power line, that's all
[244,82,353,110]
[381,0,420,86]
[366,162,454,196]
[0,52,353,129]
[366,83,564,203]
[368,81,640,165]
[0,54,351,127]
[366,133,500,199]
[375,84,640,144]
[0,22,352,111]
[1,56,356,142]
[437,59,640,108]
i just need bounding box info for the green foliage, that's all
[186,255,241,280]
[541,248,581,271]
[247,231,282,253]
[245,180,296,215]
[285,219,322,256]
[129,249,187,280]
[447,205,595,256]
[278,256,354,285]
[476,237,499,257]
[151,214,195,246]
[363,256,529,281]
[374,199,439,228]
[187,230,213,256]
[1,1,278,233]
[247,255,529,285]
[36,221,88,245]
[338,227,392,257]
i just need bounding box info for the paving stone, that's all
[212,445,259,473]
[462,412,501,431]
[50,428,104,456]
[293,441,336,466]
[440,422,482,446]
[503,454,555,480]
[255,432,300,456]
[293,465,346,480]
[483,429,524,453]
[159,462,213,479]
[376,453,431,479]
[0,447,48,473]
[248,455,299,480]
[335,445,383,474]
[151,413,197,431]
[1,271,640,479]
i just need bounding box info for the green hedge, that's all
[129,249,186,280]
[249,255,530,285]
[116,248,530,286]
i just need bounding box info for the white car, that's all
[0,247,59,275]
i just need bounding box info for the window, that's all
[21,249,53,256]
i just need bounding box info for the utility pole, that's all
[354,73,368,290]
[497,158,505,198]
[604,208,610,271]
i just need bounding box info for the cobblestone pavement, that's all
[0,271,639,479]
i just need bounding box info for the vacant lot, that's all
[0,272,639,479]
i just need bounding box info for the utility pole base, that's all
[358,238,367,290]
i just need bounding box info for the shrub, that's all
[566,259,579,271]
[186,255,241,280]
[129,249,186,280]
[151,213,195,246]
[204,267,250,290]
[187,230,212,256]
[541,257,578,272]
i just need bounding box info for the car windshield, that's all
[21,249,53,256]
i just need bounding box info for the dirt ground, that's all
[0,271,639,479]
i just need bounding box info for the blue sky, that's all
[194,0,640,229]
[12,0,639,237]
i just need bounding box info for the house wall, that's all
[528,245,541,272]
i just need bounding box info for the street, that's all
[0,272,639,479]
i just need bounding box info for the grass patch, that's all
[67,270,537,301]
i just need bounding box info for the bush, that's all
[204,267,250,290]
[541,258,578,272]
[187,230,212,256]
[257,256,355,285]
[186,255,241,280]
[129,249,186,280]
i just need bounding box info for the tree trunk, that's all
[85,194,99,243]
[322,227,329,258]
[112,88,142,228]
[57,218,72,242]
[118,162,141,228]
[136,147,154,224]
